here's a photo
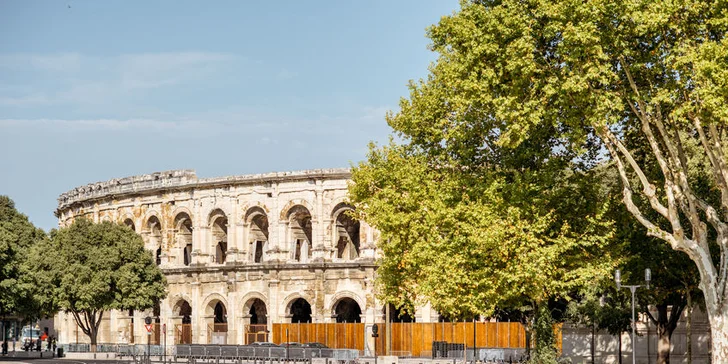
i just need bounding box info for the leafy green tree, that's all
[355,0,728,360]
[351,136,617,361]
[31,219,166,351]
[0,196,50,321]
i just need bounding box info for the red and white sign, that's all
[145,324,153,334]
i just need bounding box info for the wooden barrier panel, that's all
[272,322,561,357]
[272,323,365,351]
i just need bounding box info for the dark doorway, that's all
[249,299,268,325]
[179,301,192,324]
[335,298,362,323]
[214,302,227,323]
[290,298,312,323]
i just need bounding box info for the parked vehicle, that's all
[282,342,302,347]
[20,326,40,351]
[250,342,280,347]
[303,342,328,349]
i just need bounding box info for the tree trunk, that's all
[656,324,672,364]
[591,323,596,364]
[618,333,622,364]
[69,309,104,353]
[708,307,728,363]
[89,325,98,353]
[686,291,692,364]
[648,303,685,364]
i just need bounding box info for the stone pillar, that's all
[109,309,118,344]
[191,282,201,344]
[280,221,290,262]
[93,203,100,222]
[269,280,280,328]
[241,221,251,262]
[195,227,209,264]
[226,199,238,263]
[226,282,237,345]
[269,184,282,262]
[192,201,204,264]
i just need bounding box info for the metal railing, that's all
[59,343,119,353]
[117,344,166,357]
[174,345,358,360]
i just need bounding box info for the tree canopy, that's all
[32,218,166,349]
[0,195,49,320]
[352,0,728,361]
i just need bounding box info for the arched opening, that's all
[287,205,312,262]
[145,216,163,265]
[214,302,227,323]
[176,301,192,324]
[209,210,228,264]
[244,298,268,344]
[174,212,193,266]
[246,208,269,264]
[290,298,312,323]
[334,298,362,323]
[249,299,267,325]
[333,204,360,260]
[173,300,193,344]
[206,299,228,344]
[123,218,136,232]
[385,303,415,323]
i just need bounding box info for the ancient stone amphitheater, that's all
[52,169,414,346]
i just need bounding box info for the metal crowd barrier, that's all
[59,343,119,352]
[173,345,359,361]
[117,344,167,357]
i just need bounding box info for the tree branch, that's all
[70,309,91,336]
[693,116,728,214]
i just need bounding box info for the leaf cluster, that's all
[0,195,50,320]
[31,218,167,314]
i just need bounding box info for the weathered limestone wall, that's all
[53,169,386,346]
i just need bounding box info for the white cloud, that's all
[0,118,216,131]
[276,68,297,81]
[0,52,237,108]
[0,52,83,72]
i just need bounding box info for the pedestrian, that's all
[2,340,8,355]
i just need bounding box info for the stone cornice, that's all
[162,260,377,276]
[56,168,352,214]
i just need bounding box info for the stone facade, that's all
[53,169,395,346]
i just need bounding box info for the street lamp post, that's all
[144,316,152,364]
[615,268,651,364]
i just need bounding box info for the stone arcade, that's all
[53,169,438,346]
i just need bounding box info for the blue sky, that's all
[0,0,459,230]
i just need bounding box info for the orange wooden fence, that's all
[272,322,561,357]
[272,323,365,352]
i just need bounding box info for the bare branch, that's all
[601,125,671,219]
[694,116,728,213]
[707,123,728,213]
[597,126,677,245]
[70,309,91,336]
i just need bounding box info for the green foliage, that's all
[531,305,559,364]
[0,195,49,319]
[30,218,166,346]
[35,218,166,312]
[351,140,617,319]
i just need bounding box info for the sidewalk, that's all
[0,350,57,359]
